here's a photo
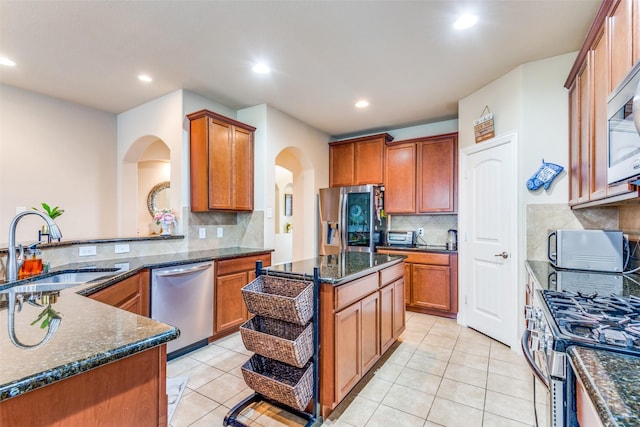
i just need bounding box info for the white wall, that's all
[457,52,578,342]
[522,52,576,205]
[239,105,329,262]
[0,85,117,245]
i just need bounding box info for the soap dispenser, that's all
[19,247,43,278]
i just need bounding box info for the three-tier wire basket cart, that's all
[224,261,322,427]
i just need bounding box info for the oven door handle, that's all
[521,329,550,388]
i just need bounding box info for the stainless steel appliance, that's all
[547,229,623,272]
[607,60,640,184]
[151,261,214,359]
[318,185,387,254]
[386,230,416,247]
[523,266,640,426]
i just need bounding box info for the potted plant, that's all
[33,202,64,219]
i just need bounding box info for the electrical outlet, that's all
[418,228,424,237]
[114,244,129,254]
[199,227,206,239]
[114,262,130,271]
[79,246,97,257]
[217,227,223,238]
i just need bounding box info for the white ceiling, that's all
[0,0,600,137]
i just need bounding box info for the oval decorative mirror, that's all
[147,181,170,217]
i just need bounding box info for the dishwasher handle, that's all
[155,263,212,278]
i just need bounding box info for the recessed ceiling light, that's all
[453,14,478,30]
[0,56,16,67]
[138,74,152,82]
[252,63,270,74]
[355,100,369,108]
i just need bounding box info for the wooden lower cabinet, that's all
[0,345,168,427]
[88,270,150,317]
[213,253,271,339]
[377,249,458,318]
[320,262,405,415]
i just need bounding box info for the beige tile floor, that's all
[167,312,544,427]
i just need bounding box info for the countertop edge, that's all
[0,327,178,401]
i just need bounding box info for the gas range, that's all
[541,289,640,355]
[523,262,640,426]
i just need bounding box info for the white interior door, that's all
[460,133,517,346]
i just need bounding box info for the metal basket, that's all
[241,275,313,325]
[241,354,313,411]
[240,316,313,368]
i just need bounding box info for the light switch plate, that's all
[199,228,206,239]
[217,227,223,238]
[79,246,97,257]
[114,244,129,254]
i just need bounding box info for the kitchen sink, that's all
[23,270,119,287]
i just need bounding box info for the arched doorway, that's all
[122,135,171,236]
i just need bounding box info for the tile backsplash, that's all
[388,215,458,246]
[526,204,619,261]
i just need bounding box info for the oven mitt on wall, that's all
[527,159,563,191]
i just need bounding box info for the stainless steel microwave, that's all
[607,61,640,184]
[547,229,623,272]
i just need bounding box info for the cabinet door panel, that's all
[380,284,394,353]
[89,271,149,317]
[384,143,416,213]
[208,119,233,209]
[330,143,355,188]
[189,117,210,212]
[361,292,380,372]
[591,29,608,201]
[335,303,361,403]
[608,0,633,92]
[215,272,248,334]
[569,83,580,205]
[355,138,384,185]
[393,278,406,337]
[417,137,456,213]
[412,264,451,311]
[578,61,591,204]
[233,126,254,211]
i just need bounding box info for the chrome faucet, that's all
[6,211,62,282]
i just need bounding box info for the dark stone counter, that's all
[568,346,640,426]
[265,252,405,284]
[0,247,272,402]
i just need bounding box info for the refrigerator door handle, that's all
[340,190,347,251]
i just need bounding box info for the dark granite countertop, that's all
[265,252,405,284]
[525,260,640,296]
[568,346,640,426]
[0,246,272,402]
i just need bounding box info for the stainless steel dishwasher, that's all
[151,261,214,359]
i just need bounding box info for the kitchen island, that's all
[0,247,272,426]
[264,252,406,417]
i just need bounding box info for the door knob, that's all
[494,251,509,259]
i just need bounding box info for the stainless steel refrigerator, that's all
[318,184,387,254]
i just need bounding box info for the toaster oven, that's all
[386,230,416,247]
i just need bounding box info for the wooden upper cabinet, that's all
[417,135,457,213]
[329,142,355,187]
[565,0,638,208]
[634,0,640,64]
[591,28,609,201]
[569,82,581,205]
[187,109,255,212]
[329,133,393,187]
[384,143,416,213]
[385,133,457,214]
[608,0,634,92]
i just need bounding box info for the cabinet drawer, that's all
[90,275,140,307]
[379,250,449,266]
[335,274,378,310]
[380,263,404,286]
[216,253,272,276]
